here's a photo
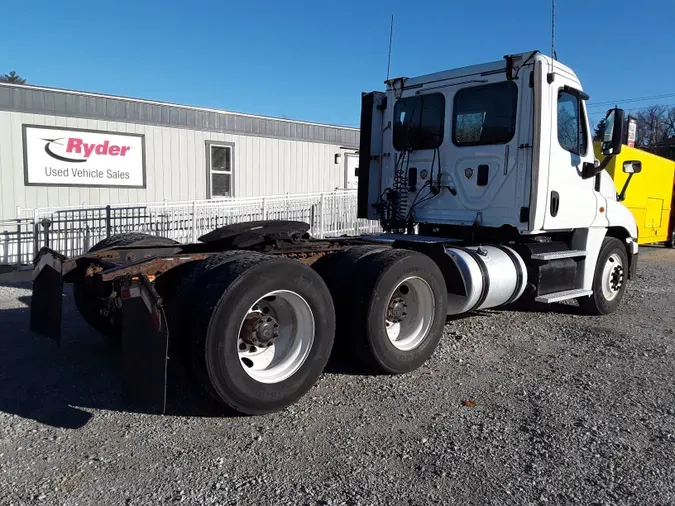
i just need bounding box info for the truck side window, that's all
[393,93,445,151]
[557,90,588,156]
[452,81,518,147]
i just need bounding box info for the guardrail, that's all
[2,190,381,266]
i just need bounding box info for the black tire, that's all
[665,209,674,248]
[665,227,674,248]
[172,251,258,377]
[198,220,310,245]
[183,253,336,415]
[578,237,629,315]
[342,248,448,374]
[73,233,179,341]
[312,245,388,356]
[312,245,389,293]
[87,232,179,252]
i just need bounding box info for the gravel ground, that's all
[0,247,674,506]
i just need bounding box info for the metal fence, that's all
[0,190,381,266]
[0,218,38,267]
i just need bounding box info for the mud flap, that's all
[120,277,170,414]
[30,249,66,344]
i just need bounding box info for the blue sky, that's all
[2,0,673,127]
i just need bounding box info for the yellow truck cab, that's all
[596,142,675,247]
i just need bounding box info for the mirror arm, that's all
[617,173,634,202]
[597,155,613,172]
[584,155,613,179]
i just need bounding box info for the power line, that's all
[587,101,675,118]
[587,92,675,110]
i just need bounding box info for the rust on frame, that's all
[99,254,209,282]
[280,251,330,265]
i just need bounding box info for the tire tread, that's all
[345,248,447,373]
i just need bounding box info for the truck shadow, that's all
[0,282,241,429]
[0,282,394,428]
[1,281,516,428]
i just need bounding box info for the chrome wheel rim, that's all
[237,290,315,384]
[601,253,624,301]
[384,276,435,351]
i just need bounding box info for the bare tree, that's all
[634,105,668,148]
[663,107,675,138]
[455,113,485,144]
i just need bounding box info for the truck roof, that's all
[387,50,579,89]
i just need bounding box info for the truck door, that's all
[543,78,599,230]
[443,79,531,227]
[345,153,359,189]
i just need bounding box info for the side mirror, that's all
[601,107,626,156]
[617,160,641,202]
[622,160,642,174]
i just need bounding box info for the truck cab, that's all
[358,50,639,310]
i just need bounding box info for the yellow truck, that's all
[596,142,675,248]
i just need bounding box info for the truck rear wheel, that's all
[312,245,388,356]
[73,233,178,341]
[343,248,448,374]
[185,253,336,415]
[578,237,628,315]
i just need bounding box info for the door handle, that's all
[550,191,560,217]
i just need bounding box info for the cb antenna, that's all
[386,14,394,81]
[551,0,557,60]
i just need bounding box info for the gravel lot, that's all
[0,246,674,506]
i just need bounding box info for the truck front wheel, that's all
[343,249,448,374]
[186,253,336,415]
[578,237,629,315]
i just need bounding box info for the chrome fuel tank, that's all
[444,245,527,315]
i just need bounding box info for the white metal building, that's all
[0,82,360,223]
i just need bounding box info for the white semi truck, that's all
[30,50,641,416]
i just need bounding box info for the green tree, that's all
[0,71,26,84]
[593,118,607,142]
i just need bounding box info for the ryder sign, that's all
[23,125,146,187]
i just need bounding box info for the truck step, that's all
[535,289,593,303]
[530,249,587,260]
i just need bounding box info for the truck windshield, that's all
[393,93,445,151]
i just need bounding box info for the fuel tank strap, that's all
[451,246,490,311]
[493,245,525,306]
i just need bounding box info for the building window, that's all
[557,90,588,156]
[452,81,518,146]
[208,144,233,198]
[393,93,445,151]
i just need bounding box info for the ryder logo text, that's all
[42,137,132,163]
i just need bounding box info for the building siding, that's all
[0,110,355,222]
[0,84,360,147]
